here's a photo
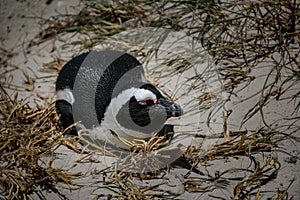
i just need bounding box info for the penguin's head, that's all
[114,83,183,136]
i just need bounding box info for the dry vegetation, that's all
[0,86,83,200]
[1,0,299,199]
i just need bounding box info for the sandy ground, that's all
[1,0,299,199]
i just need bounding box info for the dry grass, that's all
[184,130,281,199]
[0,86,82,200]
[1,0,299,199]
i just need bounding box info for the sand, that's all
[1,0,299,199]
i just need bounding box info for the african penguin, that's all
[56,50,183,150]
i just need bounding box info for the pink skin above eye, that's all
[138,98,157,105]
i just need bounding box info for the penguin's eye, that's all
[138,98,157,106]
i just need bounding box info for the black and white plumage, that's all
[56,50,182,149]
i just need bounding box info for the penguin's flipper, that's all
[56,100,76,135]
[156,124,174,142]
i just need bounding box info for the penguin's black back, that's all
[56,52,89,91]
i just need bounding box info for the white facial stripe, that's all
[100,87,156,141]
[57,88,75,105]
[134,88,156,102]
[110,87,139,113]
[101,87,139,130]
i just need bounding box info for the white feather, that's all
[57,88,75,105]
[134,88,156,101]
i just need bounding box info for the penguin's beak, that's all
[157,98,183,118]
